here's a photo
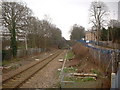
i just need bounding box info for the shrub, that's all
[72,43,89,59]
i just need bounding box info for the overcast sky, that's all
[21,0,119,40]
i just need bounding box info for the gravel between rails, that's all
[2,50,58,82]
[2,50,62,88]
[20,50,67,88]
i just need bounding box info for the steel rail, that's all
[2,50,63,88]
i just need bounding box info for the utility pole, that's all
[97,6,101,45]
[25,33,28,51]
[107,28,109,44]
[111,10,116,89]
[97,5,101,64]
[44,33,47,55]
[25,32,28,56]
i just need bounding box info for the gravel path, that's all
[20,50,67,88]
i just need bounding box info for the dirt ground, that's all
[63,43,111,88]
[64,57,110,88]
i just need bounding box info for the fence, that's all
[17,48,43,58]
[2,48,45,60]
[77,40,120,72]
[99,41,120,49]
[78,40,120,88]
[86,44,120,73]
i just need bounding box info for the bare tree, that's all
[2,1,32,57]
[26,16,44,48]
[25,15,64,49]
[89,1,108,41]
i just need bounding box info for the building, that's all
[85,30,97,41]
[85,26,97,41]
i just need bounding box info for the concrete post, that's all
[111,73,116,88]
[117,62,120,88]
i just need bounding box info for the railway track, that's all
[2,50,63,88]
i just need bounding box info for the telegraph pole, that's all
[25,33,28,51]
[44,33,47,55]
[97,6,101,45]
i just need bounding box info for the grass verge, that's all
[63,67,77,73]
[64,76,95,82]
[65,50,74,60]
[2,58,20,66]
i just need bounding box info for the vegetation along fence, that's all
[78,40,120,88]
[87,45,120,73]
[2,48,45,60]
[78,40,120,73]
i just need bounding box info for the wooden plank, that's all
[71,73,97,77]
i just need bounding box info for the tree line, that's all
[69,1,120,44]
[2,1,66,58]
[100,24,120,43]
[89,1,120,44]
